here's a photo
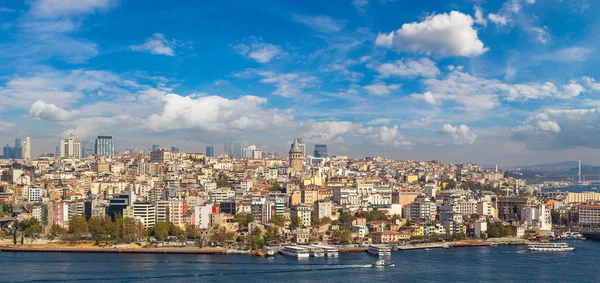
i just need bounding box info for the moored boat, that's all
[528,242,575,252]
[279,246,310,258]
[264,247,275,257]
[367,245,391,256]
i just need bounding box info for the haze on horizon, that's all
[1,0,599,167]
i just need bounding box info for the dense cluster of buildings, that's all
[1,134,599,245]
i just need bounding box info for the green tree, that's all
[234,213,254,228]
[453,232,467,240]
[48,223,67,240]
[68,216,89,243]
[209,225,236,248]
[264,226,279,242]
[290,216,302,230]
[186,225,199,240]
[268,182,282,192]
[268,214,286,227]
[88,216,110,242]
[153,221,170,242]
[23,224,42,246]
[362,210,388,222]
[333,227,352,244]
[216,173,229,187]
[338,212,356,225]
[488,222,511,238]
[320,217,332,225]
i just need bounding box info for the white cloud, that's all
[582,76,600,91]
[28,0,117,19]
[257,71,318,98]
[292,14,346,33]
[363,83,400,96]
[29,100,80,121]
[531,26,549,43]
[366,118,391,125]
[488,13,508,26]
[0,121,16,133]
[400,115,436,129]
[512,108,600,150]
[301,120,412,149]
[375,58,440,78]
[525,0,536,4]
[441,124,477,145]
[537,47,592,62]
[232,38,282,63]
[352,0,369,12]
[148,94,293,133]
[474,6,487,26]
[367,125,412,149]
[410,91,437,105]
[375,11,488,57]
[130,33,176,56]
[420,69,585,112]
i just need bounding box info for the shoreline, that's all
[0,240,531,255]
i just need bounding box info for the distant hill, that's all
[510,161,580,172]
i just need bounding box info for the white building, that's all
[193,205,213,229]
[28,186,43,202]
[474,221,487,238]
[60,133,82,158]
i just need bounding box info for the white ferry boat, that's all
[528,243,575,252]
[307,246,325,257]
[310,245,339,257]
[367,245,392,256]
[279,246,310,258]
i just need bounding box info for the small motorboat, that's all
[424,248,431,251]
[264,247,276,257]
[372,259,395,267]
[255,250,265,257]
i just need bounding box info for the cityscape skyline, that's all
[1,0,600,166]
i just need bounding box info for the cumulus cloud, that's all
[488,13,508,26]
[147,94,293,132]
[419,69,586,112]
[302,121,412,149]
[582,76,600,91]
[441,124,477,145]
[0,69,139,110]
[537,47,592,62]
[375,58,440,78]
[292,14,346,33]
[232,38,283,63]
[400,115,436,129]
[130,33,176,56]
[367,125,412,149]
[28,0,117,19]
[366,118,391,125]
[29,100,80,121]
[257,71,318,98]
[375,11,488,57]
[352,0,369,12]
[0,121,16,133]
[409,91,437,105]
[512,108,600,150]
[363,83,400,96]
[531,26,550,43]
[474,6,487,26]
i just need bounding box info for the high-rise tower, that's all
[22,137,31,160]
[289,138,303,172]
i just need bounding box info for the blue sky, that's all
[0,0,599,166]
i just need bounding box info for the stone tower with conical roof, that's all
[289,138,303,172]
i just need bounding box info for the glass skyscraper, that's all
[233,141,242,158]
[225,141,232,158]
[314,144,329,158]
[206,146,214,157]
[95,136,115,156]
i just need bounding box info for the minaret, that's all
[289,138,303,172]
[579,159,582,183]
